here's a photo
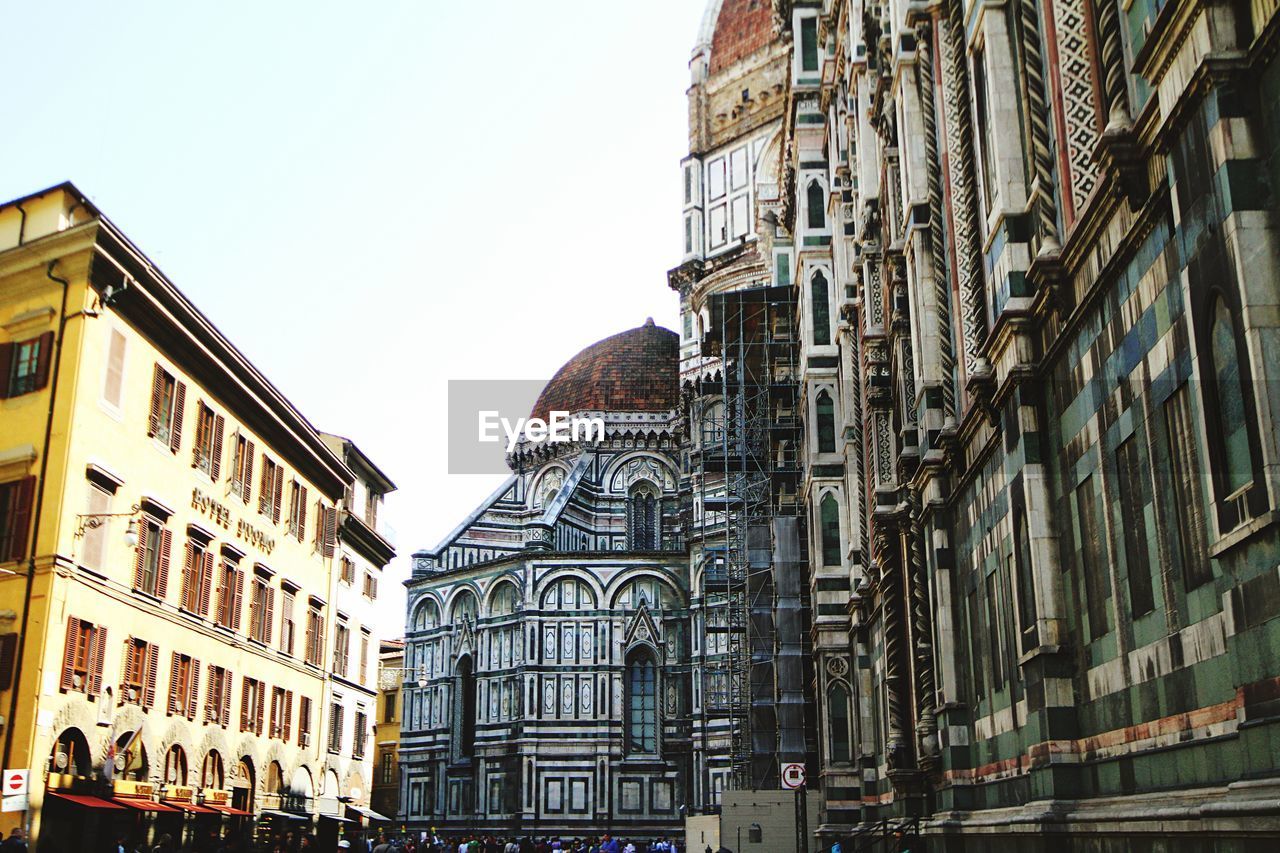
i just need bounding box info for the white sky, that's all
[0,1,704,636]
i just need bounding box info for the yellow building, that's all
[370,639,402,823]
[0,183,376,849]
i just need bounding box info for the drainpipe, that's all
[15,203,27,246]
[1,260,79,778]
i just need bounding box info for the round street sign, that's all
[781,762,806,790]
[3,769,28,796]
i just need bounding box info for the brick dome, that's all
[708,0,776,75]
[530,319,678,420]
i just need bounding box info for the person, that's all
[621,843,636,853]
[599,836,619,853]
[338,842,351,850]
[0,829,26,853]
[373,833,393,853]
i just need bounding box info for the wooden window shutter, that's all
[231,569,244,631]
[155,528,173,598]
[204,665,215,722]
[169,381,187,452]
[169,651,182,714]
[199,551,214,616]
[210,414,225,481]
[123,637,137,697]
[133,520,147,590]
[322,505,338,558]
[143,642,159,708]
[297,485,308,542]
[272,468,283,525]
[89,625,106,695]
[259,458,271,515]
[242,441,255,502]
[283,690,293,741]
[0,342,12,400]
[215,567,228,626]
[33,330,55,391]
[188,659,200,720]
[240,678,250,731]
[148,364,165,436]
[0,633,17,691]
[191,403,205,469]
[182,541,195,608]
[256,683,265,735]
[60,617,80,691]
[264,587,275,646]
[222,670,232,727]
[5,476,35,562]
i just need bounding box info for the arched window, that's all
[820,493,841,567]
[702,400,726,447]
[265,760,284,796]
[451,591,478,625]
[628,485,659,550]
[626,649,658,754]
[164,744,188,785]
[827,683,852,763]
[615,578,674,610]
[489,582,519,617]
[1210,296,1255,496]
[541,578,596,610]
[807,181,826,230]
[811,272,831,346]
[455,654,476,760]
[412,599,440,632]
[816,391,836,453]
[49,728,91,777]
[201,750,224,789]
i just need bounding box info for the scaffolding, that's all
[693,284,808,791]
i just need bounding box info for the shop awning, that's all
[346,805,391,822]
[317,813,354,823]
[203,803,255,817]
[259,809,310,821]
[164,801,216,814]
[113,797,181,813]
[47,792,127,810]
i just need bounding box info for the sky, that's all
[0,0,706,635]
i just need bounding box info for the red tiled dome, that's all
[709,0,776,75]
[530,320,678,421]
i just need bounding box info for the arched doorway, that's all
[114,730,149,780]
[264,761,285,809]
[48,727,92,779]
[285,766,314,815]
[231,756,255,813]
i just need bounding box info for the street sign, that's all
[781,762,806,790]
[0,794,27,813]
[2,769,27,796]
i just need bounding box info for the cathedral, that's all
[403,0,1280,848]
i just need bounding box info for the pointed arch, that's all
[807,179,826,229]
[816,390,836,453]
[625,646,659,755]
[811,270,831,346]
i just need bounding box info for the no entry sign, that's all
[781,762,806,790]
[2,770,27,796]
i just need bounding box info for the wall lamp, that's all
[73,504,142,545]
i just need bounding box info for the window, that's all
[241,677,264,735]
[147,364,186,451]
[811,271,831,346]
[192,402,225,479]
[206,665,231,727]
[250,577,274,644]
[81,484,111,571]
[363,571,379,600]
[380,751,395,784]
[628,485,659,550]
[1115,438,1156,616]
[133,516,171,598]
[270,687,293,740]
[0,478,35,563]
[201,750,224,788]
[102,328,126,409]
[280,589,296,655]
[316,502,337,557]
[121,637,158,708]
[455,655,476,759]
[164,745,188,786]
[299,696,313,747]
[626,650,658,754]
[328,702,345,753]
[231,434,254,503]
[353,710,368,759]
[305,605,325,667]
[973,48,995,208]
[1013,508,1038,654]
[384,690,398,724]
[365,490,378,529]
[1165,386,1211,588]
[61,617,105,694]
[259,456,283,523]
[1074,476,1110,640]
[360,631,370,684]
[806,181,825,229]
[1,332,53,398]
[167,652,199,720]
[181,539,214,616]
[820,493,841,566]
[340,557,355,584]
[215,562,244,631]
[984,572,1006,691]
[798,15,820,72]
[334,622,351,678]
[288,481,307,541]
[815,390,836,453]
[827,683,852,764]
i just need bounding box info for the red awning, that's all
[47,792,127,810]
[202,803,254,816]
[113,797,181,813]
[164,801,216,814]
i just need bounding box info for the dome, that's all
[530,319,678,421]
[708,0,776,75]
